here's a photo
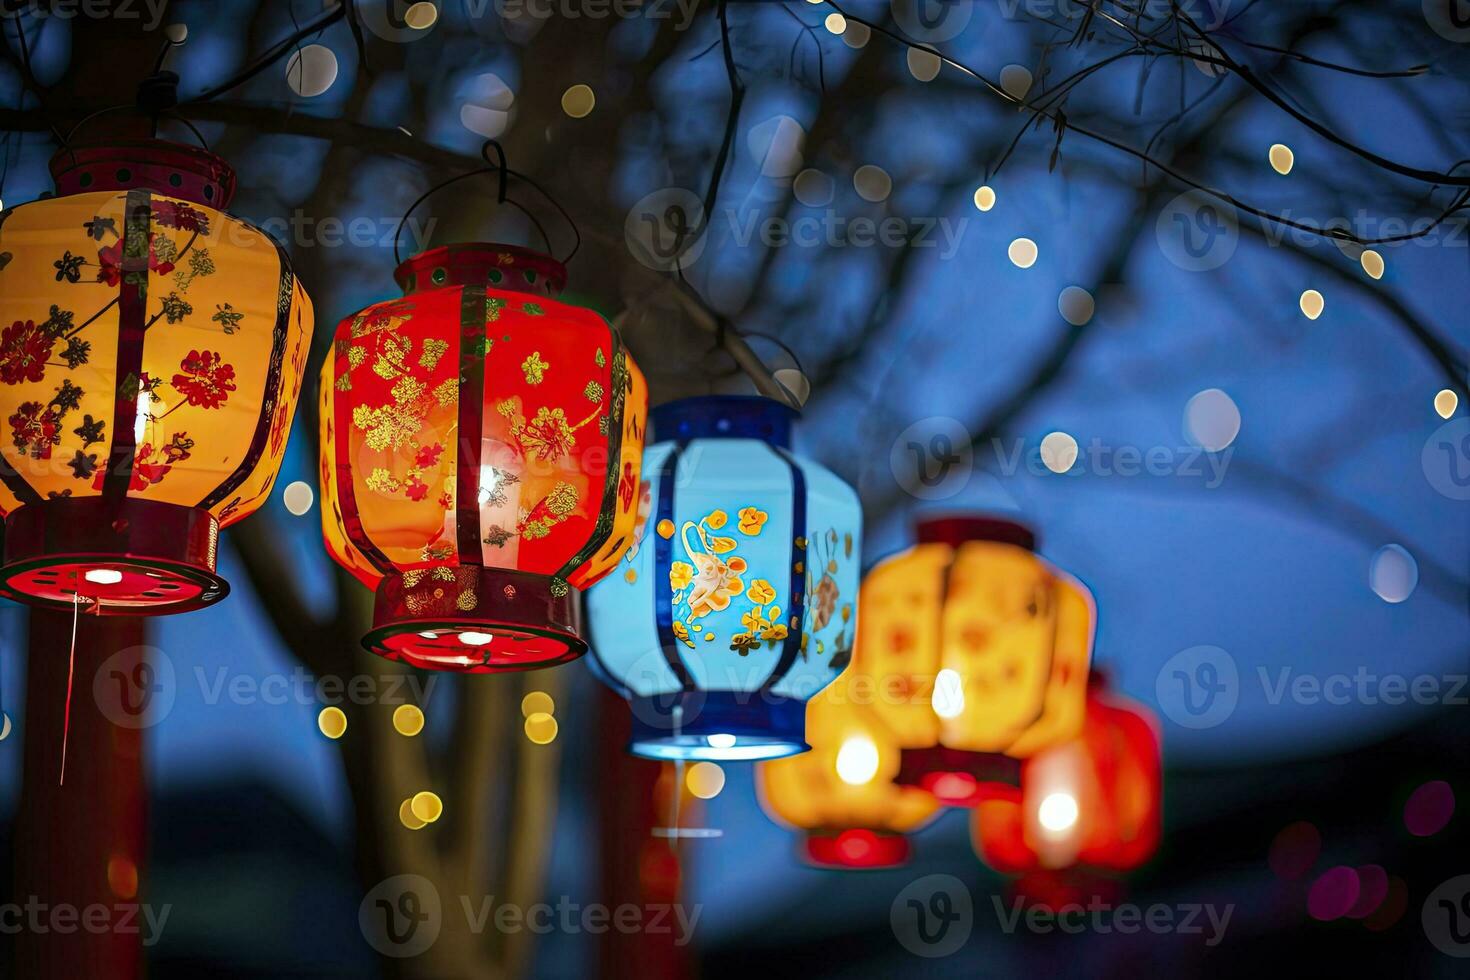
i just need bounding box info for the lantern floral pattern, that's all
[0,141,313,613]
[319,243,646,671]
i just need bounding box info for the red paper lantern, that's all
[319,243,646,671]
[971,677,1162,875]
[0,140,314,613]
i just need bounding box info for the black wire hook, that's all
[391,139,582,267]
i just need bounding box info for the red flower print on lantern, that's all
[0,320,54,385]
[96,234,176,287]
[171,350,237,409]
[618,460,636,510]
[8,400,62,459]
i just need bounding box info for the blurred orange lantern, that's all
[0,140,313,613]
[972,677,1162,875]
[759,674,941,869]
[853,516,1094,806]
[319,242,646,671]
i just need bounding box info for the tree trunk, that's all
[12,610,148,979]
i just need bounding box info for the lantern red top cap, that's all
[915,514,1037,551]
[48,139,237,209]
[394,243,568,297]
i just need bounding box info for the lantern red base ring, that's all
[896,746,1022,808]
[0,497,227,615]
[804,829,911,869]
[365,566,586,673]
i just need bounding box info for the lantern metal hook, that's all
[392,139,582,267]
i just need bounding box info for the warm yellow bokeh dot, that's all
[525,712,559,744]
[561,84,595,119]
[521,691,555,718]
[1360,250,1384,280]
[411,791,444,824]
[317,706,347,739]
[1008,237,1038,269]
[973,185,996,212]
[393,704,425,737]
[824,12,846,34]
[1269,143,1294,175]
[686,761,726,799]
[1434,389,1458,419]
[399,799,427,830]
[1299,289,1325,320]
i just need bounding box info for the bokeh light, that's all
[283,481,314,516]
[1307,866,1360,921]
[561,84,595,118]
[1299,289,1325,320]
[1346,865,1388,919]
[317,706,347,740]
[1434,388,1458,419]
[1058,286,1095,326]
[1000,64,1033,100]
[972,185,996,211]
[835,735,880,786]
[399,799,426,830]
[1403,779,1454,837]
[525,712,558,744]
[521,691,555,717]
[1008,237,1038,268]
[285,45,338,98]
[1269,143,1295,175]
[1368,544,1418,603]
[907,48,941,82]
[1040,431,1079,473]
[1360,250,1384,279]
[393,704,425,737]
[1184,388,1241,452]
[853,165,892,203]
[1269,821,1321,880]
[686,761,726,799]
[410,791,443,824]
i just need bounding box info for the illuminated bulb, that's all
[393,704,425,737]
[317,706,348,739]
[686,761,726,799]
[404,1,438,29]
[1299,289,1325,320]
[1360,250,1384,280]
[1434,389,1458,419]
[835,735,880,786]
[84,568,124,585]
[285,44,338,98]
[133,392,153,444]
[521,691,555,717]
[282,481,314,516]
[1038,791,1079,832]
[907,47,941,82]
[824,12,846,34]
[1040,431,1079,473]
[410,791,443,823]
[933,668,965,719]
[525,711,558,744]
[399,799,427,830]
[972,185,996,212]
[706,733,738,750]
[1184,389,1241,452]
[459,631,494,646]
[1269,144,1294,175]
[477,466,500,506]
[1008,237,1038,268]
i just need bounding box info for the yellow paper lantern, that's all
[853,516,1094,807]
[759,675,941,868]
[0,140,313,613]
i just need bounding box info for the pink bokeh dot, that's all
[1403,780,1454,837]
[1269,821,1321,880]
[1307,866,1360,921]
[1346,865,1387,919]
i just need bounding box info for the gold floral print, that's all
[521,351,548,384]
[738,506,768,535]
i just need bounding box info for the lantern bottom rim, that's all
[366,566,585,673]
[626,690,810,761]
[804,829,911,870]
[0,498,227,615]
[896,746,1022,808]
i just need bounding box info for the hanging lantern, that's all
[585,396,861,761]
[971,677,1162,875]
[0,140,314,613]
[853,516,1094,806]
[758,672,940,869]
[319,242,647,671]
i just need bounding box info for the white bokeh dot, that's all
[1040,431,1079,473]
[286,45,339,98]
[283,481,315,517]
[793,168,833,207]
[1000,64,1033,100]
[853,165,892,203]
[908,48,941,82]
[1184,388,1240,452]
[1058,286,1095,326]
[1369,544,1418,603]
[1008,238,1038,268]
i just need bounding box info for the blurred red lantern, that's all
[971,677,1162,876]
[0,139,313,613]
[319,242,646,671]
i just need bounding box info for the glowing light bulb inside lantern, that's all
[133,392,155,444]
[85,569,123,586]
[477,465,500,506]
[459,631,494,646]
[835,735,880,786]
[933,668,965,719]
[1038,791,1079,833]
[706,733,737,750]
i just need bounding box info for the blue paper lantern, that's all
[586,396,862,761]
